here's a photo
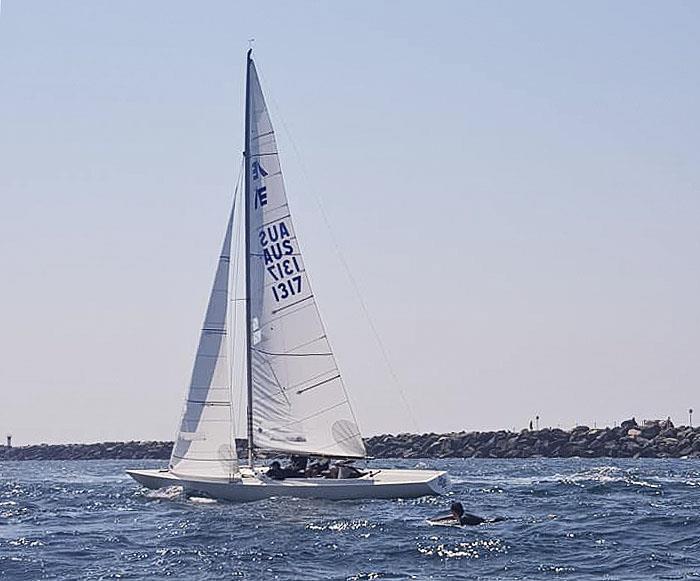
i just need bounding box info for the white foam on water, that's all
[189,496,218,505]
[417,538,507,560]
[555,466,661,489]
[143,486,183,501]
[305,519,377,532]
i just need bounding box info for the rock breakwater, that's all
[0,441,173,461]
[2,419,699,461]
[366,419,700,459]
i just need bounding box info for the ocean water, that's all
[1,458,699,580]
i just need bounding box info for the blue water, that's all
[1,459,700,580]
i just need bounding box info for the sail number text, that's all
[252,159,304,303]
[259,220,303,303]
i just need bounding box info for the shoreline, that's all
[2,419,699,461]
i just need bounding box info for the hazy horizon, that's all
[1,1,699,446]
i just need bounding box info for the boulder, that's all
[641,425,661,439]
[620,418,638,430]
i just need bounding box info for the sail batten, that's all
[245,57,366,459]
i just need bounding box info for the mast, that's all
[244,48,255,468]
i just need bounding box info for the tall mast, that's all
[243,48,255,468]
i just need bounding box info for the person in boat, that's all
[431,502,503,526]
[337,462,364,479]
[325,461,364,479]
[282,455,308,478]
[305,458,330,478]
[266,460,286,480]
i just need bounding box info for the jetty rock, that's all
[363,419,700,459]
[1,420,699,460]
[0,441,173,461]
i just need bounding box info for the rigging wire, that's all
[228,157,246,444]
[227,159,242,474]
[256,68,421,434]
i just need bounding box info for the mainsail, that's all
[170,206,238,479]
[245,54,366,459]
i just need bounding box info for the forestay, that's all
[170,207,239,480]
[245,58,366,458]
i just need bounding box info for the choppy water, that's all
[1,458,700,580]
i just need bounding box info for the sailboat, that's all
[127,51,450,502]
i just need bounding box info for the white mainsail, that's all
[170,206,238,479]
[245,57,366,459]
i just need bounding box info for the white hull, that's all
[127,467,450,502]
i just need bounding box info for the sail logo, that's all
[258,220,303,302]
[255,186,268,209]
[252,160,268,180]
[252,160,268,209]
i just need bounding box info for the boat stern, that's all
[427,470,451,495]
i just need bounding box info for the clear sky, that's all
[1,1,699,444]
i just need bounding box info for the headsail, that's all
[245,55,366,459]
[170,205,238,479]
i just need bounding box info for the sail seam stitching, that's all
[271,294,314,314]
[277,401,346,428]
[257,213,292,230]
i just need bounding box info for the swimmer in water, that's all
[430,502,505,526]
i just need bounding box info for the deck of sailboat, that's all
[126,467,450,502]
